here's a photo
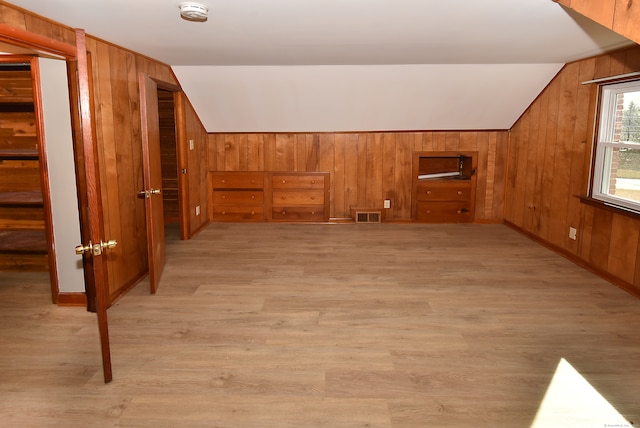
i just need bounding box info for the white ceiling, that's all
[5,0,635,131]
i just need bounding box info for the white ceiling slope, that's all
[7,0,634,132]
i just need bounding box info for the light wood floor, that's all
[1,223,639,427]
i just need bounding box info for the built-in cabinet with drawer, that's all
[210,172,265,222]
[412,151,477,223]
[210,171,329,222]
[271,172,328,222]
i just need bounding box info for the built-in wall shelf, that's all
[0,59,50,272]
[0,190,43,205]
[412,151,477,223]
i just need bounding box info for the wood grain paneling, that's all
[158,89,179,223]
[506,45,640,296]
[0,4,76,47]
[558,0,616,29]
[555,0,640,45]
[0,3,208,305]
[0,60,48,274]
[208,131,507,222]
[613,0,640,44]
[83,35,191,304]
[179,94,209,238]
[0,70,33,103]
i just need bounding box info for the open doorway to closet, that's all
[157,88,180,231]
[0,55,85,305]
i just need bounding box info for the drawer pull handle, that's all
[221,211,226,215]
[251,179,255,183]
[310,196,315,200]
[251,195,255,199]
[221,179,226,183]
[311,211,315,215]
[457,208,470,214]
[282,210,286,215]
[457,190,463,195]
[311,180,315,184]
[282,180,286,184]
[221,195,226,199]
[426,210,431,214]
[426,190,432,195]
[251,211,255,215]
[282,196,286,200]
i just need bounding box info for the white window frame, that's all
[591,80,640,214]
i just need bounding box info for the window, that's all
[592,80,640,213]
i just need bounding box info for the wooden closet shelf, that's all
[0,149,39,159]
[0,230,47,252]
[0,191,43,205]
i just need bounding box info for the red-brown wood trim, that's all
[504,219,640,299]
[0,23,76,59]
[66,56,96,312]
[153,79,181,92]
[57,292,87,307]
[75,29,112,383]
[174,92,191,240]
[139,72,162,294]
[190,219,209,237]
[29,56,60,304]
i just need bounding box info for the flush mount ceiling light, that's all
[178,2,209,22]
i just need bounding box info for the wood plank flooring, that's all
[1,223,640,427]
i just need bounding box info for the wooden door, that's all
[75,30,113,383]
[0,25,115,383]
[139,74,166,294]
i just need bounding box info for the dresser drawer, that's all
[272,207,325,221]
[213,190,263,205]
[416,202,472,223]
[416,181,471,202]
[272,190,325,206]
[212,206,264,222]
[272,174,325,190]
[211,172,264,189]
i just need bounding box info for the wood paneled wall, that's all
[83,37,213,303]
[506,45,640,296]
[85,36,181,302]
[554,0,640,46]
[1,3,209,305]
[0,2,76,46]
[179,94,209,237]
[208,131,508,222]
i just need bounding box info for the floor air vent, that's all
[351,208,383,223]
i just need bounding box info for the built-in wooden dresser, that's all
[209,171,330,223]
[412,151,477,223]
[210,172,265,222]
[271,172,328,222]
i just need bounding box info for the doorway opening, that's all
[157,88,181,242]
[0,61,52,292]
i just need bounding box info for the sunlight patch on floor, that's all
[531,358,632,428]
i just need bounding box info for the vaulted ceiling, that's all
[5,0,635,132]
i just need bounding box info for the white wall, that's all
[39,57,85,293]
[173,64,563,133]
